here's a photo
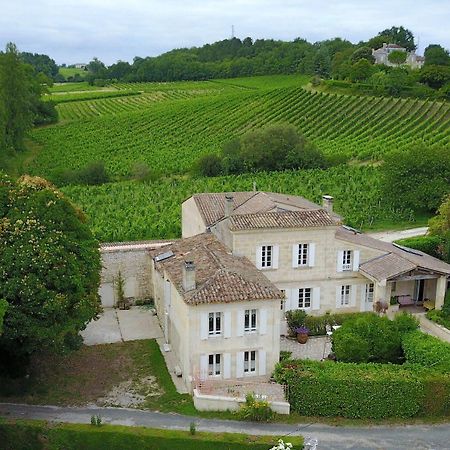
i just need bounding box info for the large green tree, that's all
[377,26,416,52]
[428,195,450,263]
[0,174,101,370]
[388,50,407,65]
[382,144,450,211]
[424,45,450,66]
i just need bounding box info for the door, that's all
[414,280,425,302]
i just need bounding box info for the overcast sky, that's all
[1,0,449,65]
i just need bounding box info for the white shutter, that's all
[308,243,316,267]
[350,285,357,307]
[312,287,321,311]
[256,246,263,269]
[224,311,231,338]
[353,250,360,272]
[360,285,366,312]
[337,251,344,272]
[284,289,292,312]
[336,286,342,308]
[200,354,208,379]
[200,312,208,340]
[223,353,231,379]
[273,245,279,269]
[292,244,299,268]
[237,310,244,337]
[258,350,266,376]
[259,309,267,335]
[236,351,244,378]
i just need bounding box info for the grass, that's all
[59,67,88,79]
[50,82,111,93]
[0,419,303,450]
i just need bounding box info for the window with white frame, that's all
[208,312,222,336]
[261,245,273,268]
[244,309,257,332]
[298,288,312,309]
[297,243,309,266]
[342,250,352,271]
[340,285,351,306]
[243,350,257,374]
[365,283,374,303]
[208,353,221,376]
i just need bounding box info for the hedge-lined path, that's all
[1,403,449,449]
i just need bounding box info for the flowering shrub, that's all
[235,393,274,422]
[270,439,293,450]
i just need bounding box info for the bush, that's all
[274,359,450,418]
[235,393,274,422]
[193,154,223,177]
[130,162,159,183]
[426,310,450,330]
[402,330,450,372]
[51,162,110,186]
[395,235,443,260]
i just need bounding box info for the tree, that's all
[428,195,450,263]
[20,52,59,79]
[86,57,107,84]
[350,47,375,64]
[0,173,101,371]
[193,153,222,177]
[377,26,416,52]
[349,59,374,82]
[0,299,7,335]
[388,50,407,65]
[424,45,450,66]
[419,65,450,89]
[313,47,331,78]
[382,144,450,211]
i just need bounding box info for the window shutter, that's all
[223,353,231,379]
[312,287,321,311]
[350,285,357,307]
[336,286,342,308]
[259,309,267,335]
[360,285,366,312]
[237,310,244,337]
[284,289,292,312]
[273,245,279,269]
[200,354,208,379]
[353,250,360,272]
[337,251,344,272]
[308,243,316,267]
[292,244,299,268]
[256,246,263,270]
[258,350,266,376]
[236,351,244,378]
[224,311,231,338]
[200,312,208,340]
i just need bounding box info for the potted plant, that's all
[390,296,399,313]
[295,326,310,344]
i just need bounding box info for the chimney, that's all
[182,260,196,292]
[322,195,334,214]
[224,194,234,218]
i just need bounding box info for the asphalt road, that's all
[1,403,449,449]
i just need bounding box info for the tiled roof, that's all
[336,227,450,281]
[191,191,340,228]
[149,233,283,305]
[101,239,174,252]
[229,210,338,230]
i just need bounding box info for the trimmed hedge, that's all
[395,236,443,260]
[402,330,450,372]
[274,359,450,419]
[0,420,303,450]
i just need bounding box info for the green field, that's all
[23,74,449,242]
[59,67,87,79]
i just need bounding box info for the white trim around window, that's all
[208,353,221,377]
[256,244,279,270]
[297,287,312,309]
[292,243,316,268]
[208,311,222,336]
[244,308,258,333]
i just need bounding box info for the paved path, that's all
[368,227,428,243]
[1,403,449,449]
[417,313,450,343]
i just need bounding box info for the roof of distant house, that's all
[149,233,283,305]
[336,227,450,281]
[190,191,341,229]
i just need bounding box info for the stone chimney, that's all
[224,194,234,218]
[322,195,334,214]
[182,260,196,292]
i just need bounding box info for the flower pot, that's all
[297,333,309,344]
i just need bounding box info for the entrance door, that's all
[414,280,425,302]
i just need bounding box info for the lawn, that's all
[59,67,87,79]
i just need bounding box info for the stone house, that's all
[372,43,425,69]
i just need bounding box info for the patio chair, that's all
[423,299,435,311]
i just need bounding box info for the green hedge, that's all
[274,359,450,419]
[0,420,303,450]
[402,330,450,372]
[395,236,443,260]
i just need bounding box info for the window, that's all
[244,309,257,332]
[261,245,273,268]
[297,243,309,266]
[244,350,257,374]
[340,285,350,306]
[365,283,374,303]
[342,250,352,271]
[208,354,221,376]
[298,288,312,309]
[208,312,222,336]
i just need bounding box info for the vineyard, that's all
[62,166,417,242]
[25,74,449,241]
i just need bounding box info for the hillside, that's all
[23,74,448,241]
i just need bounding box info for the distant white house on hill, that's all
[372,43,425,69]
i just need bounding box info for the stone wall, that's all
[99,241,170,307]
